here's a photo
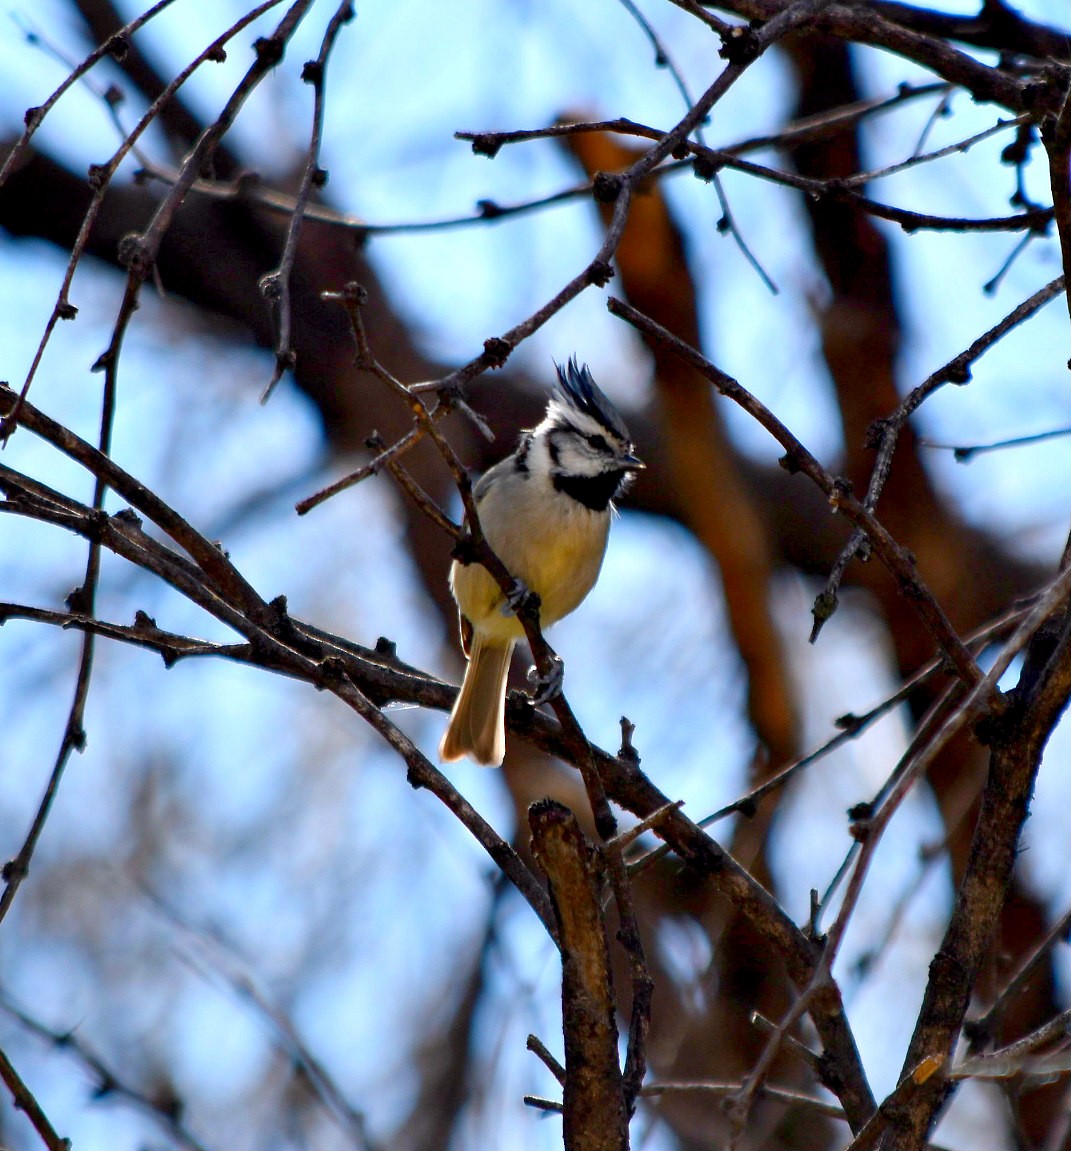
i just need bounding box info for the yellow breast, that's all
[450,476,611,643]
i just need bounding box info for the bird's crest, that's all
[553,357,630,442]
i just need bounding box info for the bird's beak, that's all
[620,451,645,471]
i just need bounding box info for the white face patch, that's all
[537,404,629,478]
[550,428,614,476]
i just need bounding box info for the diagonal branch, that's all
[607,297,984,689]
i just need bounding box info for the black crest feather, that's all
[554,357,630,441]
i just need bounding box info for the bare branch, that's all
[0,1044,70,1151]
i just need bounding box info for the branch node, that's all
[65,584,91,614]
[259,271,282,301]
[834,712,864,734]
[66,722,87,754]
[809,589,839,641]
[692,153,719,182]
[111,507,142,529]
[777,449,803,474]
[719,22,760,64]
[482,336,512,367]
[526,1033,566,1084]
[104,33,128,61]
[116,232,152,278]
[469,133,502,159]
[592,171,624,203]
[253,35,285,67]
[945,358,972,385]
[618,716,640,765]
[864,417,890,451]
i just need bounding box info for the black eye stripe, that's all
[586,433,610,452]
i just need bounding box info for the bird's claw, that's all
[505,578,539,616]
[527,656,564,706]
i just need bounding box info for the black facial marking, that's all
[553,470,628,511]
[514,431,533,474]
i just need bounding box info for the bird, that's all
[439,357,643,766]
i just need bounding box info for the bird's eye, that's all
[587,434,609,452]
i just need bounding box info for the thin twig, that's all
[0,261,140,925]
[260,0,355,402]
[967,906,1071,1051]
[1042,62,1071,344]
[0,0,287,442]
[814,273,1064,636]
[663,0,736,36]
[920,425,1071,460]
[642,1077,846,1122]
[607,297,983,688]
[0,0,180,190]
[0,1044,70,1151]
[603,839,653,1109]
[295,425,429,516]
[1,996,210,1151]
[526,1034,567,1086]
[749,1012,822,1072]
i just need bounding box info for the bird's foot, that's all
[527,656,564,706]
[505,579,540,617]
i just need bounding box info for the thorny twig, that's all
[813,274,1064,639]
[2,994,206,1151]
[608,297,984,688]
[0,1043,70,1151]
[0,263,140,926]
[259,0,356,402]
[0,0,288,441]
[0,0,180,190]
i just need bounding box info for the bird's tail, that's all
[439,637,516,766]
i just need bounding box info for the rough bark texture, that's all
[531,800,628,1151]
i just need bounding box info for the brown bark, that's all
[531,800,629,1151]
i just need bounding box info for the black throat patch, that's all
[553,470,625,511]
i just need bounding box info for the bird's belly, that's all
[451,501,610,639]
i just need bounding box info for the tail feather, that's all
[439,638,515,766]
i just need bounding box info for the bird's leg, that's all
[505,578,539,616]
[502,581,561,703]
[527,655,564,705]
